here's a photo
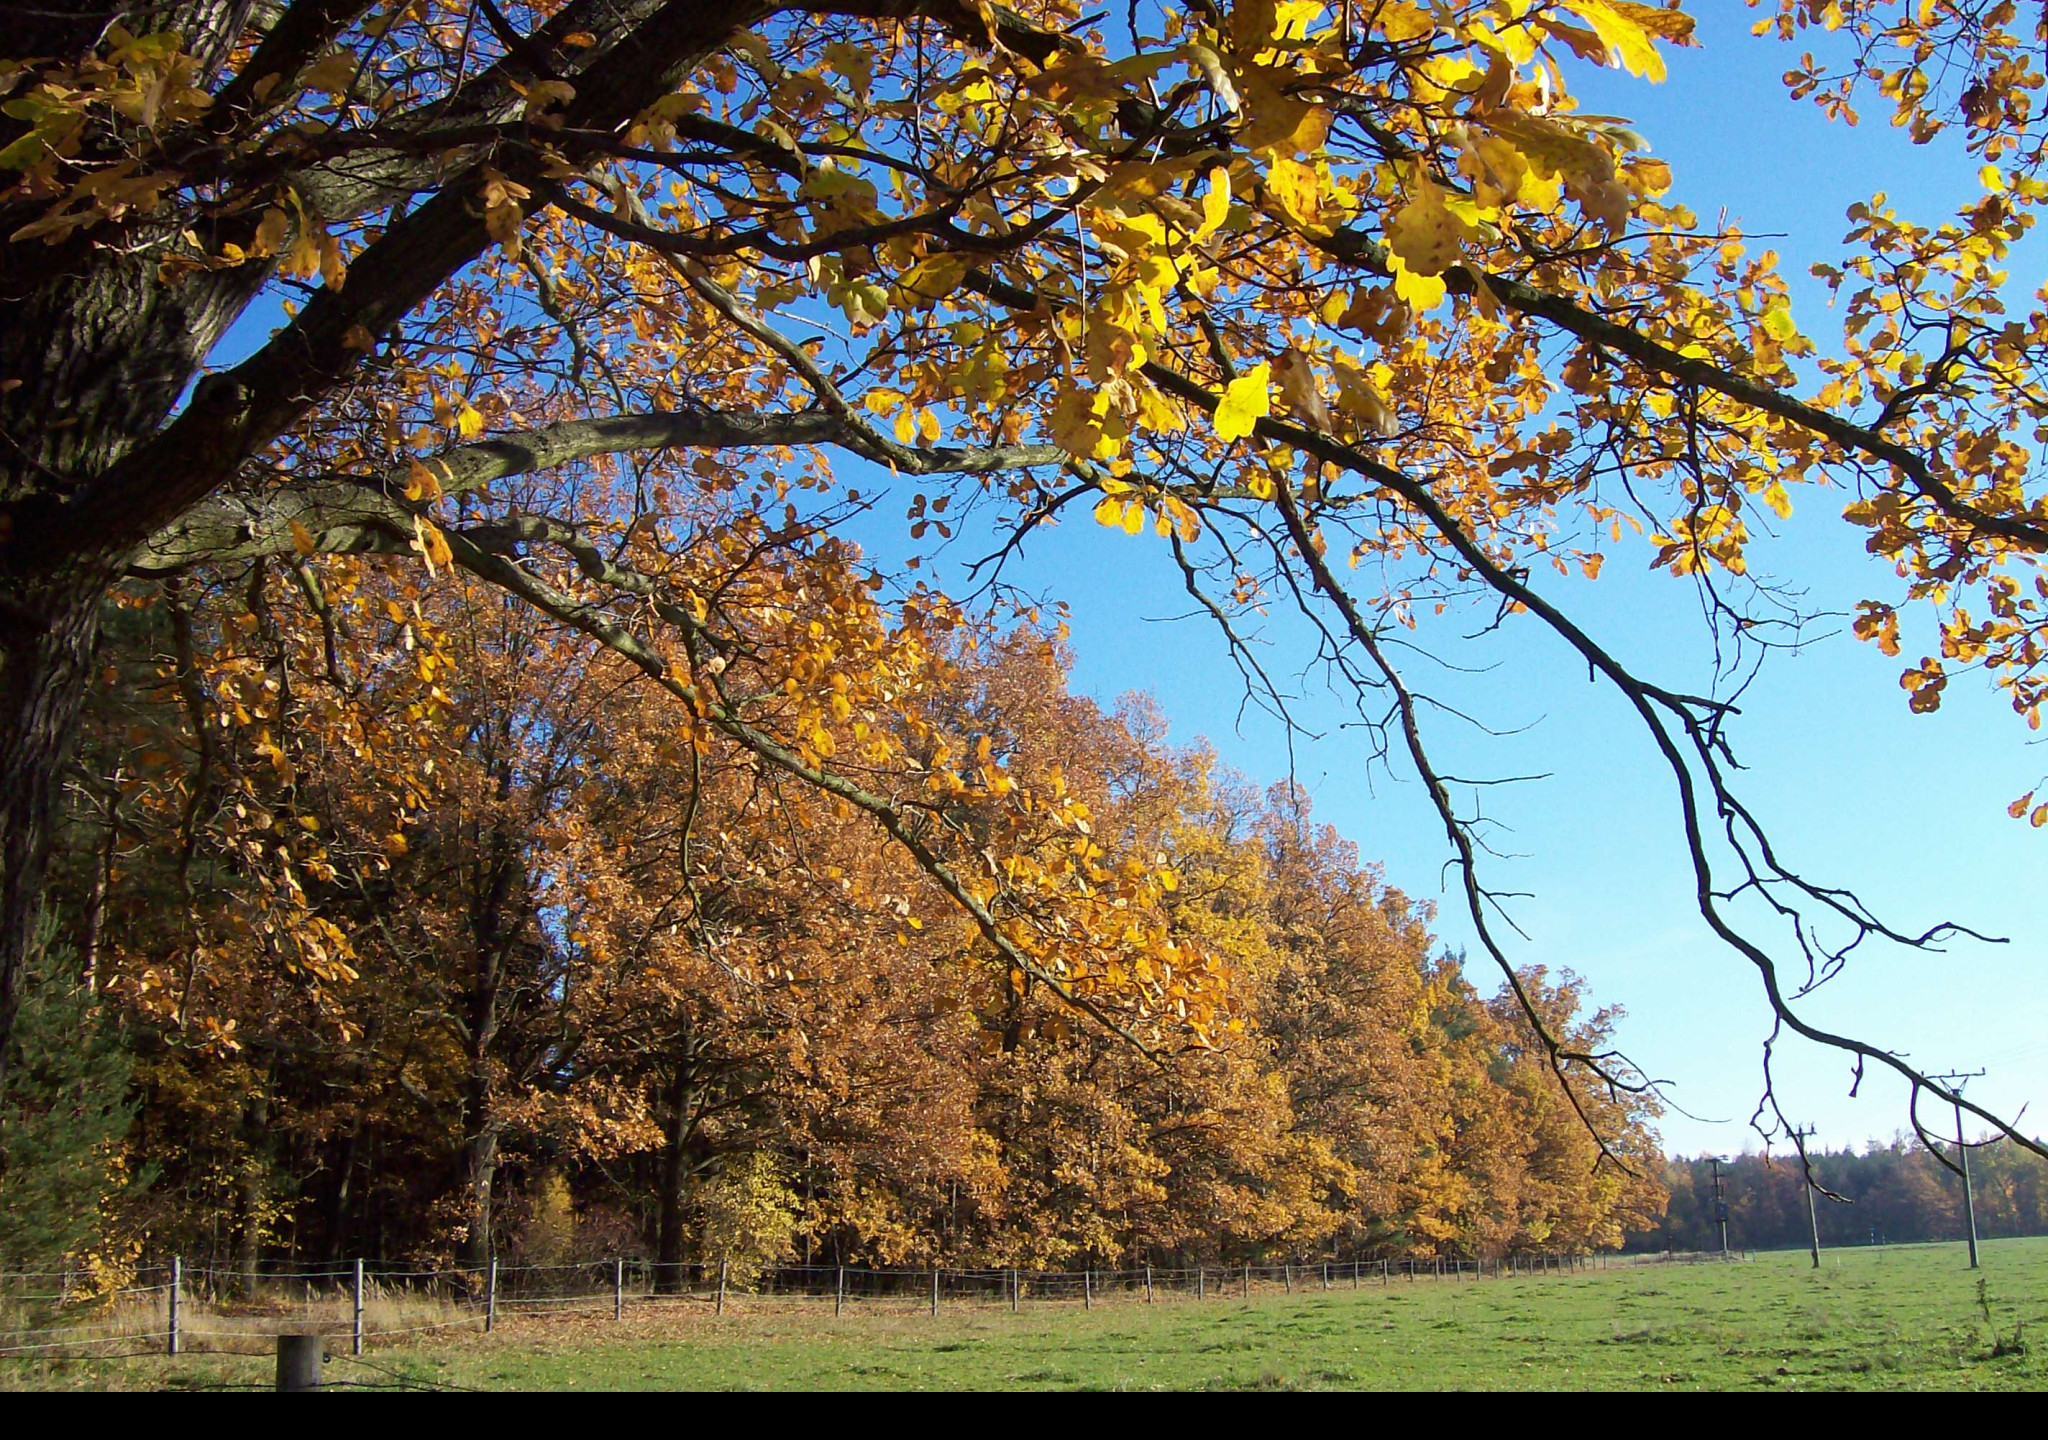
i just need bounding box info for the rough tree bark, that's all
[654,1028,706,1293]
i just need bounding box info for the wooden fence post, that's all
[1144,1264,1153,1304]
[836,1264,845,1318]
[1010,1267,1018,1314]
[352,1257,365,1356]
[1351,1259,1359,1290]
[1283,1263,1292,1294]
[167,1255,181,1356]
[485,1257,498,1333]
[1083,1270,1092,1311]
[716,1259,728,1316]
[614,1259,624,1322]
[1197,1267,1205,1301]
[1242,1264,1250,1300]
[929,1267,939,1319]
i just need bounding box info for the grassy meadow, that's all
[9,1237,2044,1391]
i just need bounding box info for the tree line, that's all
[1637,1143,2048,1254]
[2,530,1663,1284]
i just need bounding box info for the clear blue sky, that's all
[836,8,2047,1159]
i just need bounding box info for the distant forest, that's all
[1631,1141,2048,1253]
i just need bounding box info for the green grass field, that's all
[12,1238,2046,1391]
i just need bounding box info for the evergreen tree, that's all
[0,923,142,1273]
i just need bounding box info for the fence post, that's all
[275,1333,323,1392]
[486,1257,498,1333]
[1084,1269,1092,1311]
[1352,1259,1359,1290]
[716,1259,728,1317]
[836,1265,845,1318]
[929,1268,939,1319]
[1242,1264,1250,1300]
[614,1258,624,1322]
[1283,1263,1292,1294]
[1380,1259,1388,1287]
[352,1257,365,1356]
[1145,1264,1153,1304]
[167,1255,182,1356]
[1197,1267,1205,1301]
[1010,1267,1018,1314]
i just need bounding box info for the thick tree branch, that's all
[131,407,1065,573]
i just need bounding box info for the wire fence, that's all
[0,1248,1622,1365]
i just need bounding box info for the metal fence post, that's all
[486,1257,498,1333]
[352,1257,365,1356]
[167,1255,181,1356]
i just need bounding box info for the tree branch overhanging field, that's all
[2,0,2044,1182]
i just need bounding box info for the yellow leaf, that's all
[1265,156,1324,232]
[1212,362,1271,443]
[1389,252,1446,311]
[455,401,485,439]
[1197,167,1232,239]
[1093,496,1126,529]
[1385,178,1470,276]
[414,517,453,572]
[1563,0,1668,82]
[894,253,968,308]
[403,458,441,502]
[289,519,317,556]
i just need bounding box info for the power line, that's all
[1931,1072,1986,1269]
[1791,1125,1822,1271]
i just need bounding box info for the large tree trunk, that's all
[0,571,118,1093]
[456,939,505,1268]
[654,1032,700,1294]
[0,0,771,1092]
[236,1079,273,1293]
[456,787,521,1267]
[0,224,270,1097]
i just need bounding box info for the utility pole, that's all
[1710,1157,1730,1261]
[1933,1072,1986,1269]
[1790,1126,1822,1270]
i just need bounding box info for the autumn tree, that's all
[6,0,2047,1179]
